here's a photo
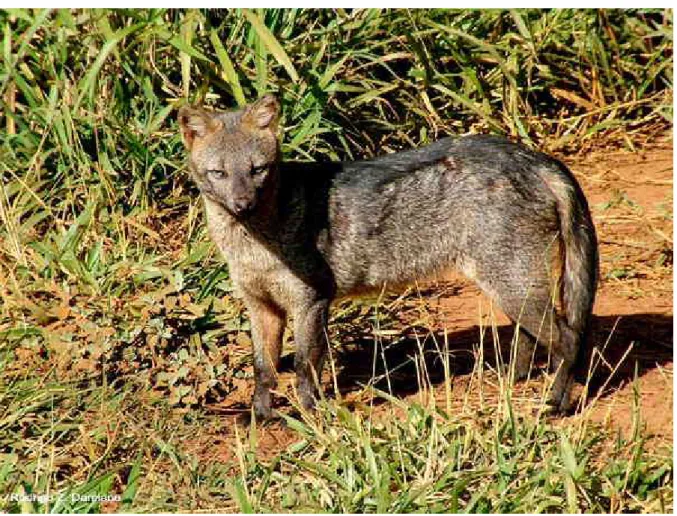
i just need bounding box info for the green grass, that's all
[0,368,672,512]
[0,7,673,513]
[226,397,670,513]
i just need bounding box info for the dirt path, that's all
[197,138,673,462]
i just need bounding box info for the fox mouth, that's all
[199,189,243,215]
[231,205,254,218]
[227,198,257,219]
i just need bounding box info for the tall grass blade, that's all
[242,8,299,83]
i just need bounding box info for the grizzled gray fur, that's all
[178,95,598,419]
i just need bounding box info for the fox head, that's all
[178,95,280,218]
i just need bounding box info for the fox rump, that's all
[178,95,598,419]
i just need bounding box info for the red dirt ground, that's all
[192,137,673,463]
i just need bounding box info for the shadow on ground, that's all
[330,313,673,404]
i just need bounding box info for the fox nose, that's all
[232,198,252,215]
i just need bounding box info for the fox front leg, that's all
[245,296,286,420]
[292,298,331,411]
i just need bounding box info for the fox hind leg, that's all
[513,331,537,381]
[482,271,577,412]
[505,294,576,411]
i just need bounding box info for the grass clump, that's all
[226,397,672,513]
[0,383,672,513]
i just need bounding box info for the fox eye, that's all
[207,169,226,179]
[251,165,267,176]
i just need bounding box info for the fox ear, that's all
[243,95,280,131]
[178,106,222,149]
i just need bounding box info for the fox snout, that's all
[224,173,259,217]
[230,195,255,216]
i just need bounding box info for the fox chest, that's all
[209,223,304,306]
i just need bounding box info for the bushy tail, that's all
[539,162,599,354]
